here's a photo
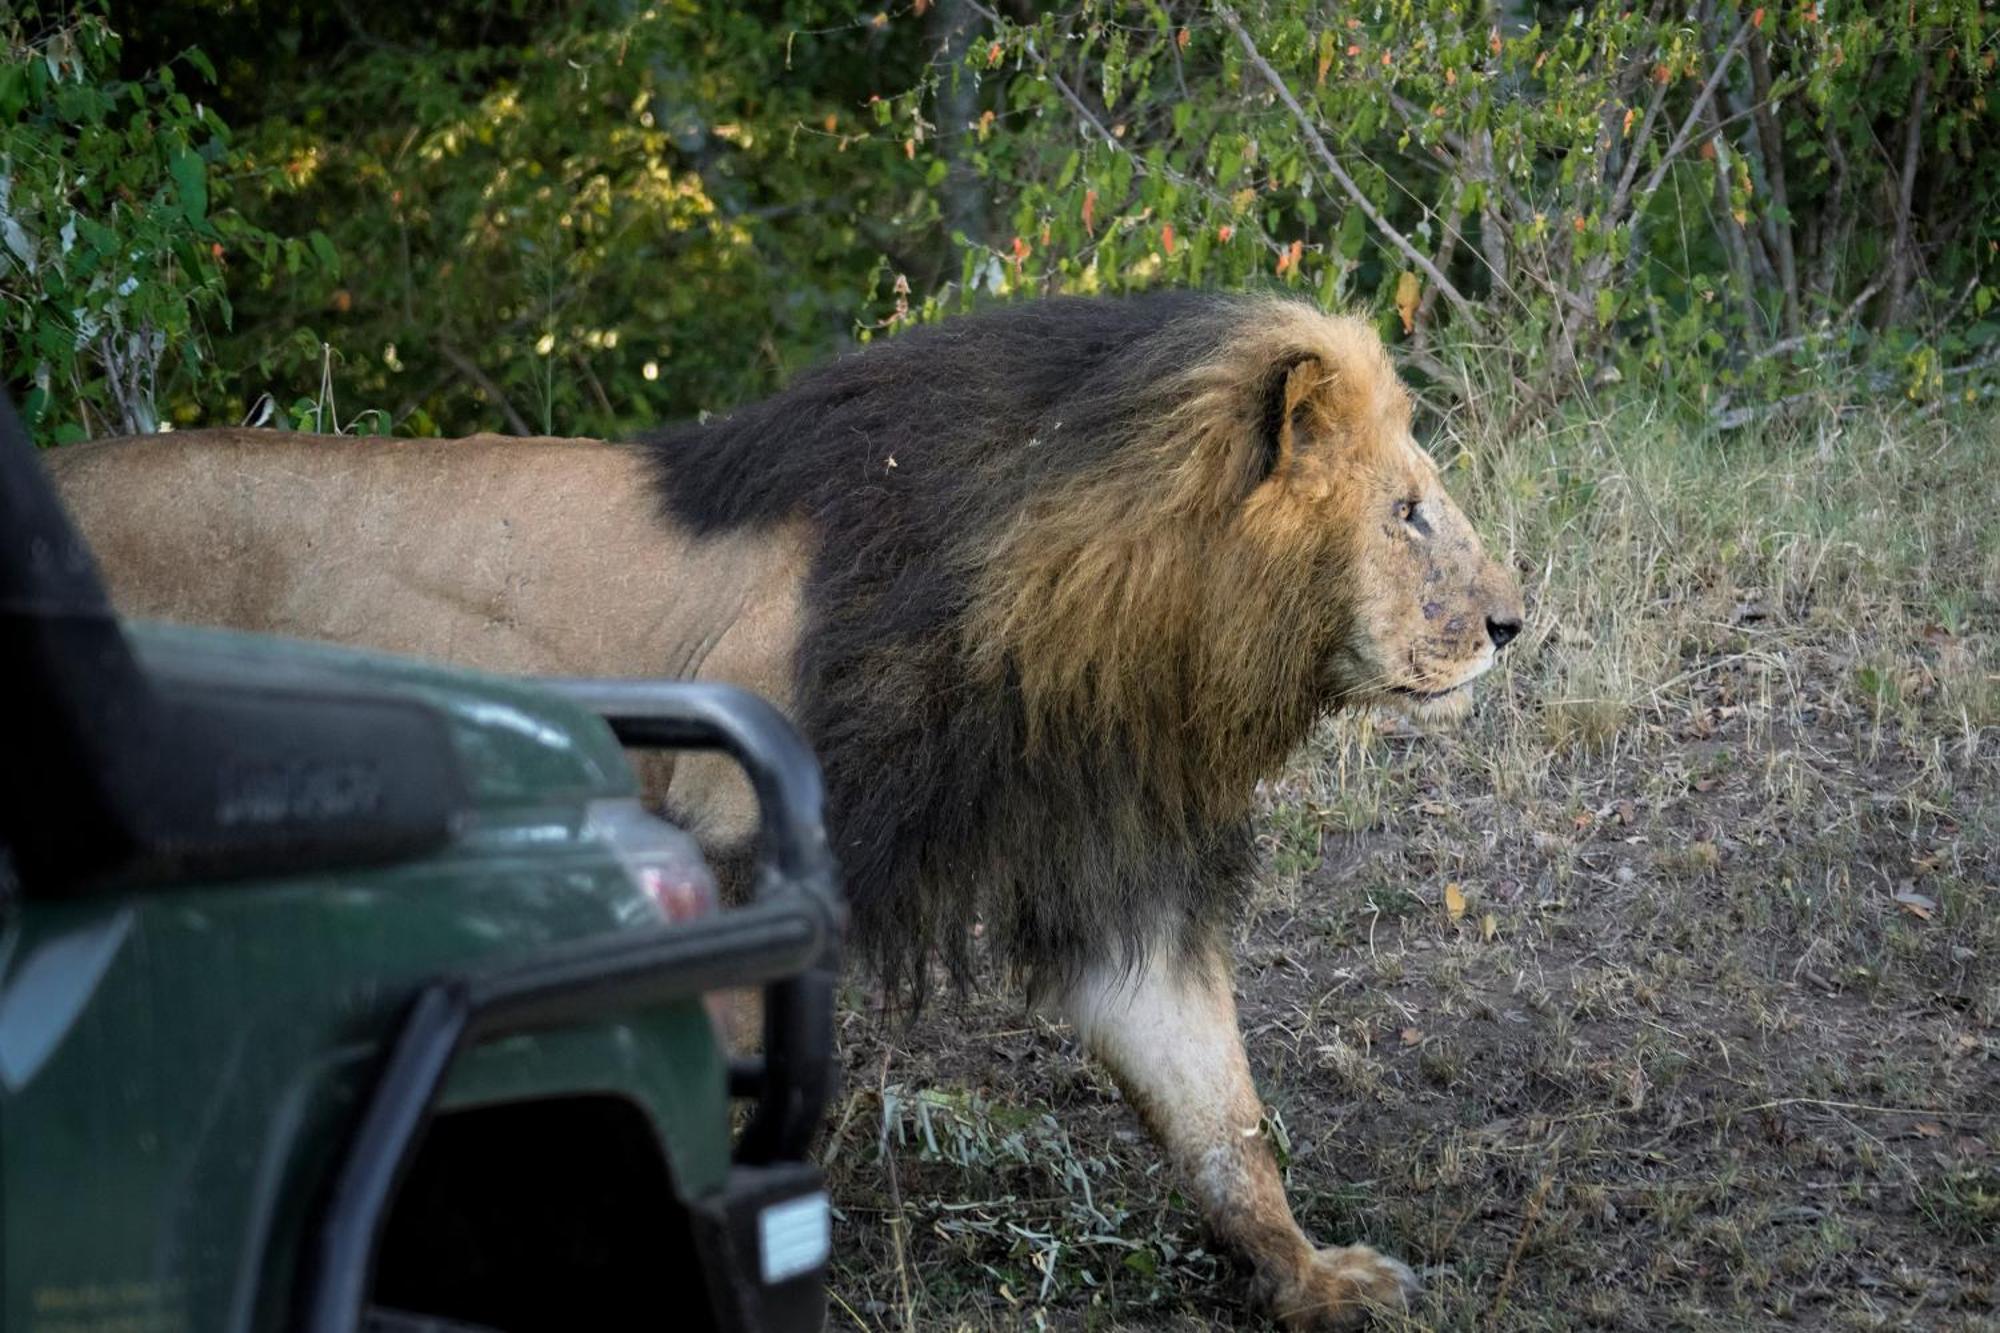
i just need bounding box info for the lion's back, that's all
[644,290,1239,536]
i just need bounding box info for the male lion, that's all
[54,292,1524,1329]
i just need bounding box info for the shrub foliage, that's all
[877,2,1998,419]
[2,1,1995,438]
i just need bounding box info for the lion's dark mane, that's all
[643,293,1296,995]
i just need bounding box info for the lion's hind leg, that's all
[1049,941,1416,1331]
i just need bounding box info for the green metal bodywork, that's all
[0,623,731,1333]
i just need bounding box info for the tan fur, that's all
[49,429,809,846]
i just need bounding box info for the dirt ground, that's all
[820,404,1999,1331]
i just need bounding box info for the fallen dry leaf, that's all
[1444,881,1467,922]
[1893,886,1938,920]
[1395,270,1422,334]
[1481,912,1497,942]
[1400,1027,1423,1046]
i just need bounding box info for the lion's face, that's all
[1243,339,1525,720]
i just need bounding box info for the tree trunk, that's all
[1704,98,1765,350]
[1746,30,1800,335]
[928,0,987,256]
[1884,59,1931,329]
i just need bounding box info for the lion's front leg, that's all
[1048,942,1416,1330]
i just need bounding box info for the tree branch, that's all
[1712,345,2000,431]
[1414,183,1464,337]
[962,0,1284,263]
[1630,16,1753,220]
[438,342,532,436]
[928,0,987,250]
[1218,5,1486,335]
[1746,28,1799,334]
[1885,58,1931,328]
[1808,123,1851,305]
[1606,67,1672,224]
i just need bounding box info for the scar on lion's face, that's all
[1243,345,1525,715]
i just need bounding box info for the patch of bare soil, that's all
[823,659,1998,1332]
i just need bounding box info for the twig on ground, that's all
[874,1046,918,1330]
[1487,1173,1554,1329]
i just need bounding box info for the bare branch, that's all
[1702,93,1766,349]
[1606,69,1671,223]
[1746,28,1799,334]
[962,0,1283,260]
[1371,87,1523,302]
[1475,130,1509,288]
[1218,5,1486,335]
[929,0,987,250]
[439,343,533,436]
[1414,184,1464,336]
[1885,58,1932,328]
[1745,278,1883,365]
[1712,346,2000,431]
[1630,17,1754,219]
[1808,124,1850,304]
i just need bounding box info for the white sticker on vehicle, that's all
[758,1192,831,1284]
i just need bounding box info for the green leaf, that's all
[168,147,207,224]
[1338,205,1366,260]
[0,64,26,121]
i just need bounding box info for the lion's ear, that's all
[1248,354,1323,492]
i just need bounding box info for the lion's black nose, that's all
[1486,616,1522,651]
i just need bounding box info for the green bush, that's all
[7,2,1994,438]
[146,0,932,437]
[878,1,2000,420]
[0,2,324,441]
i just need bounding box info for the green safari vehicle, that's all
[0,390,844,1333]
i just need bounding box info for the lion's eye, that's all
[1395,499,1418,524]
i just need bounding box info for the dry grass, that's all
[821,398,2000,1331]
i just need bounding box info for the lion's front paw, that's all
[1265,1244,1418,1331]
